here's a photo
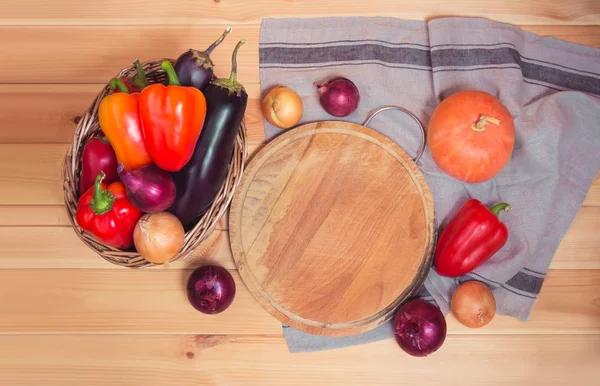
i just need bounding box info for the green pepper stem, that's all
[132,59,149,88]
[97,136,110,144]
[161,60,181,86]
[489,202,511,217]
[228,39,246,84]
[109,78,129,94]
[89,172,115,215]
[206,26,232,54]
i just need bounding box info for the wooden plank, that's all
[0,205,70,226]
[1,203,599,270]
[0,26,260,84]
[0,145,66,205]
[0,145,598,208]
[0,268,281,335]
[0,25,599,85]
[0,143,265,206]
[0,269,596,335]
[0,1,599,25]
[0,334,597,386]
[0,204,229,230]
[0,83,264,144]
[0,84,93,144]
[520,25,600,47]
[0,141,597,270]
[0,226,235,269]
[583,173,600,207]
[552,205,600,269]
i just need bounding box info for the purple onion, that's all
[186,265,236,314]
[314,77,360,117]
[393,298,447,357]
[117,163,176,213]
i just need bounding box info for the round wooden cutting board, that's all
[229,121,435,337]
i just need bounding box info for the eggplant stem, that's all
[228,39,246,83]
[211,39,247,96]
[206,26,232,54]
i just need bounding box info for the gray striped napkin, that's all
[258,16,600,352]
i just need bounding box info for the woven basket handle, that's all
[362,105,426,163]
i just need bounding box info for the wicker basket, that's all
[62,59,247,268]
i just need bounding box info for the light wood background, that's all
[0,1,598,385]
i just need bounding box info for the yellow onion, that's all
[451,281,496,328]
[261,86,303,129]
[133,212,185,264]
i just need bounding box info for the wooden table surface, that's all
[0,1,599,385]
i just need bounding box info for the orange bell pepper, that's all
[98,79,152,171]
[139,61,207,172]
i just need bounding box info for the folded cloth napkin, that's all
[258,16,600,352]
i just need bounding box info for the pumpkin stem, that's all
[471,114,501,132]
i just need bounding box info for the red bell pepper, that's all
[434,199,511,277]
[75,172,143,249]
[139,60,207,172]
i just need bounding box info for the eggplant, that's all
[174,26,231,91]
[169,40,248,227]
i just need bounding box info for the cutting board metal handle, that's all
[362,105,426,163]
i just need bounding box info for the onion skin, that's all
[451,281,497,328]
[133,212,185,264]
[118,163,176,213]
[393,299,447,357]
[315,77,360,117]
[262,86,303,129]
[186,265,236,314]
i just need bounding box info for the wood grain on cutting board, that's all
[230,121,435,336]
[0,0,598,384]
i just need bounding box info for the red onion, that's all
[393,298,447,357]
[186,265,236,314]
[314,77,360,117]
[117,163,176,213]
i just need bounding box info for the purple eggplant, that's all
[169,40,248,227]
[173,26,231,91]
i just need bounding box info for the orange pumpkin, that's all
[427,90,515,183]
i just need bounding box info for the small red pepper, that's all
[139,60,207,172]
[111,60,148,94]
[79,135,119,194]
[117,78,141,94]
[434,199,511,278]
[75,172,143,249]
